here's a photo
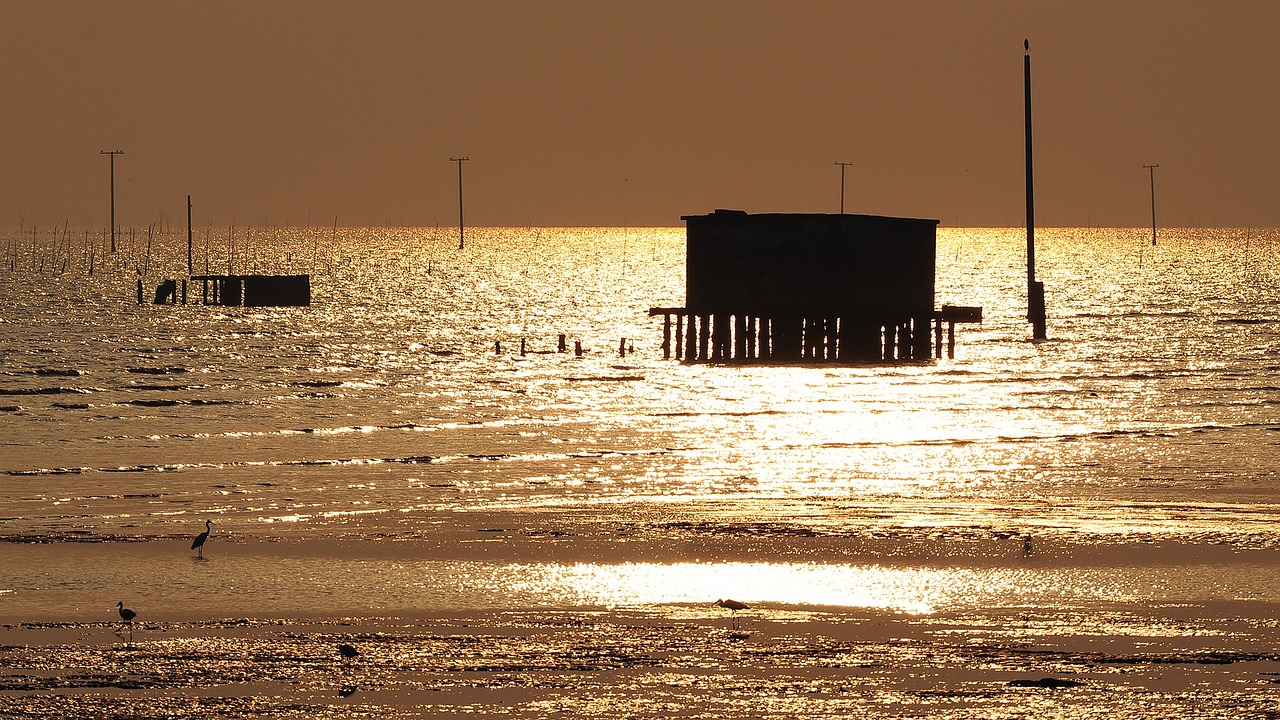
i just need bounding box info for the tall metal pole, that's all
[101,150,123,253]
[835,161,852,214]
[450,156,469,250]
[1024,40,1046,339]
[1143,164,1159,246]
[187,195,194,276]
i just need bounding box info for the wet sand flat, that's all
[3,604,1280,719]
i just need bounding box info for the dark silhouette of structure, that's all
[1024,40,1047,339]
[191,519,212,559]
[100,150,123,254]
[1144,163,1159,247]
[146,274,311,306]
[650,210,980,363]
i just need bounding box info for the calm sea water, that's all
[2,225,1280,620]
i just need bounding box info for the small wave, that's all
[127,367,189,375]
[35,368,82,377]
[0,405,21,412]
[127,399,182,407]
[652,409,785,418]
[297,380,343,388]
[1218,317,1272,325]
[52,402,91,409]
[566,375,644,382]
[0,387,93,396]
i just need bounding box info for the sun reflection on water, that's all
[486,561,1147,616]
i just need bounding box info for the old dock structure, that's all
[145,274,311,307]
[649,210,979,363]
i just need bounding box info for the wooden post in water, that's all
[1024,40,1047,340]
[187,195,193,276]
[1144,164,1159,247]
[675,314,684,360]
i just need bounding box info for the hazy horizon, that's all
[5,1,1278,230]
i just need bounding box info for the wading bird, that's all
[713,598,749,631]
[338,643,359,662]
[191,519,212,558]
[116,600,137,643]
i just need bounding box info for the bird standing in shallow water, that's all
[338,643,359,662]
[191,519,212,559]
[713,598,749,631]
[116,601,137,643]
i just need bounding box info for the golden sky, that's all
[3,0,1277,228]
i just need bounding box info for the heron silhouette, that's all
[116,600,136,643]
[713,598,749,631]
[191,519,212,559]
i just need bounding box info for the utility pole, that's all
[835,161,853,214]
[450,156,469,250]
[187,195,193,276]
[1024,40,1046,340]
[1143,164,1159,246]
[101,150,124,253]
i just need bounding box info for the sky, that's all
[3,0,1278,229]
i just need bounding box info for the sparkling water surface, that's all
[2,226,1280,618]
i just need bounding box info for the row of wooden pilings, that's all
[494,334,636,358]
[647,307,981,362]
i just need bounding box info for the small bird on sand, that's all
[338,643,359,662]
[191,519,212,559]
[713,598,749,631]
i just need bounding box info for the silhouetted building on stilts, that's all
[143,274,311,307]
[650,210,979,363]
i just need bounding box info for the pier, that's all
[650,210,980,363]
[146,274,311,306]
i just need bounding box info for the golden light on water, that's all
[487,561,1146,616]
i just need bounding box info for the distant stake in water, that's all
[1144,163,1159,247]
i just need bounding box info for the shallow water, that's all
[4,225,1280,716]
[4,227,1280,611]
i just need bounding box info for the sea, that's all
[2,225,1280,716]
